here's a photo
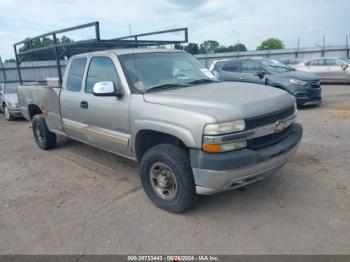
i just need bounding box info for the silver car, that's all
[296,57,350,83]
[0,83,22,120]
[278,59,301,69]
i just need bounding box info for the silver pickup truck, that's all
[18,48,303,213]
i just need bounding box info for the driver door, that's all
[81,56,131,157]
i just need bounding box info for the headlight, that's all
[204,120,246,135]
[289,78,307,86]
[202,140,247,153]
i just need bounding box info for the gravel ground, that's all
[0,85,349,254]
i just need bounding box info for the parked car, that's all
[0,83,22,121]
[210,57,322,106]
[296,57,350,83]
[278,59,301,69]
[18,49,303,213]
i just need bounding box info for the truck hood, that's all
[278,70,320,82]
[143,82,295,122]
[4,93,19,106]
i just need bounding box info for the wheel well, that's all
[135,130,187,161]
[28,104,42,120]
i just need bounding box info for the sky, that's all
[0,0,349,60]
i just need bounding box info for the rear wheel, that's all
[139,144,197,213]
[32,115,57,150]
[4,104,14,121]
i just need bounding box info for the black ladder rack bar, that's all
[13,21,188,85]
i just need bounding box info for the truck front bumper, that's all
[8,107,23,117]
[294,86,322,106]
[190,123,303,195]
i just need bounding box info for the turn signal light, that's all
[202,144,222,153]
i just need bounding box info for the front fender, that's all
[132,119,198,152]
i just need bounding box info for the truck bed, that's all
[18,83,64,134]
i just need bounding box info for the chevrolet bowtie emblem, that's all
[274,121,286,133]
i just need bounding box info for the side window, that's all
[241,60,262,74]
[86,57,121,93]
[66,58,87,92]
[325,59,343,66]
[306,59,324,66]
[222,61,241,72]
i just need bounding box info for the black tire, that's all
[139,144,198,213]
[32,115,57,150]
[4,104,14,121]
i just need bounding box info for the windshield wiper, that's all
[187,78,218,85]
[145,83,189,93]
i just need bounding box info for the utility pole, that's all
[322,34,325,57]
[237,39,240,58]
[296,37,300,58]
[346,34,349,58]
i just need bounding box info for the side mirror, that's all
[254,70,265,79]
[92,81,123,98]
[341,64,349,71]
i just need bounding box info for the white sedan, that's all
[296,57,350,83]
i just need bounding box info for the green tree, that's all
[215,45,228,53]
[199,40,220,54]
[212,43,248,53]
[256,38,284,51]
[4,58,16,63]
[227,43,247,52]
[174,43,184,50]
[60,35,73,44]
[184,43,200,54]
[18,36,73,61]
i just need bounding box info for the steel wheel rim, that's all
[149,162,178,200]
[35,123,44,143]
[4,106,10,120]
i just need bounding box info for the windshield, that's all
[261,59,295,73]
[118,52,217,93]
[340,58,350,64]
[4,84,18,94]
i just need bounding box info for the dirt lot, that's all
[0,85,349,255]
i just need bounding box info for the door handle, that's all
[80,101,88,109]
[239,76,245,80]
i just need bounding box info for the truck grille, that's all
[245,106,295,130]
[248,125,292,150]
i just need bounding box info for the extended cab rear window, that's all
[66,58,87,91]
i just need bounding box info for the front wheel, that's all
[139,144,197,213]
[32,115,57,150]
[4,104,14,121]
